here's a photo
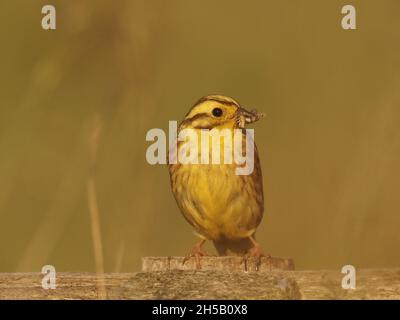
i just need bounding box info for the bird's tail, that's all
[213,237,253,256]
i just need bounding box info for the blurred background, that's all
[0,0,399,272]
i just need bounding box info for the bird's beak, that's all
[237,107,265,127]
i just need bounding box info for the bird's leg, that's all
[182,239,210,269]
[242,236,271,271]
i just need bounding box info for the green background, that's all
[1,0,399,272]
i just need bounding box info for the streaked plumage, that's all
[169,95,267,267]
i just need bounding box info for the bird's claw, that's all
[182,243,211,269]
[241,244,271,271]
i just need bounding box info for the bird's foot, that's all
[182,240,212,269]
[241,243,271,271]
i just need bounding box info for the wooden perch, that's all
[142,256,295,272]
[113,270,301,299]
[0,258,400,299]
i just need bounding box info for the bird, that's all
[168,95,267,269]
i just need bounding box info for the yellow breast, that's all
[169,129,264,241]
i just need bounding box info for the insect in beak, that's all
[237,107,265,128]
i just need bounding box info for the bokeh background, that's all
[1,0,399,272]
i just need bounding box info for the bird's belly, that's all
[177,164,261,240]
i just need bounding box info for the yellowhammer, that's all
[169,95,267,269]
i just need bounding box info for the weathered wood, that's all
[112,271,300,299]
[292,269,400,300]
[142,256,295,272]
[0,272,129,300]
[0,266,399,299]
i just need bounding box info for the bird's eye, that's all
[212,107,223,117]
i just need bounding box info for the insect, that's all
[169,95,268,269]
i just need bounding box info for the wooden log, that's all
[142,256,295,272]
[0,265,399,299]
[291,269,400,300]
[112,270,301,299]
[0,272,129,300]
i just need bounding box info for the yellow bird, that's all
[169,95,267,268]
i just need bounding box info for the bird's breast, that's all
[170,159,263,240]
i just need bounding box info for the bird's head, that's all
[180,95,264,130]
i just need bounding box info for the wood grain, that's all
[1,258,399,300]
[142,256,295,272]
